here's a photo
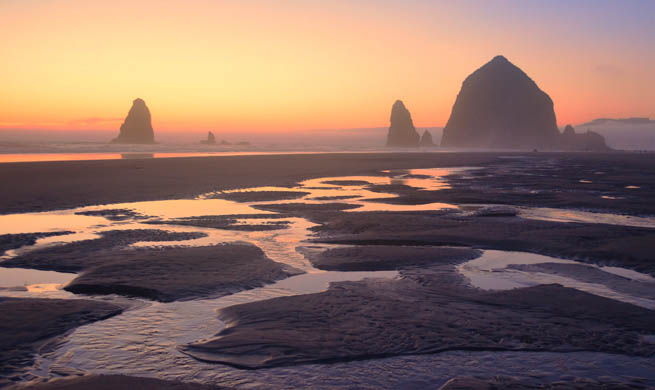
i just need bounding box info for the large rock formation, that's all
[560,124,611,151]
[200,131,216,145]
[111,98,155,144]
[420,130,434,147]
[386,100,420,147]
[441,56,560,149]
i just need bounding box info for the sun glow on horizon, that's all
[2,0,654,133]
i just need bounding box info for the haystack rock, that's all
[111,98,155,144]
[420,130,434,147]
[201,131,216,145]
[386,100,420,147]
[441,56,560,149]
[560,124,611,151]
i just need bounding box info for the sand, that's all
[3,151,655,387]
[2,229,207,272]
[311,211,655,275]
[0,298,123,385]
[299,245,481,271]
[0,152,501,214]
[65,243,302,302]
[11,375,231,390]
[0,232,73,256]
[183,270,655,368]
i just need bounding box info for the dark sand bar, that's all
[0,152,560,214]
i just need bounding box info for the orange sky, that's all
[1,0,653,133]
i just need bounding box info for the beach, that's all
[2,151,655,389]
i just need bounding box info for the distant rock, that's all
[236,141,250,146]
[386,100,420,147]
[559,124,611,151]
[420,130,434,147]
[441,56,560,149]
[219,139,231,145]
[580,117,654,126]
[111,98,155,144]
[201,131,216,145]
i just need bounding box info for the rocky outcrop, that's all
[386,100,420,147]
[420,130,434,147]
[560,124,611,151]
[201,131,216,145]
[441,56,560,149]
[111,98,155,144]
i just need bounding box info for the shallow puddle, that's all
[457,250,655,309]
[518,206,655,228]
[3,165,655,388]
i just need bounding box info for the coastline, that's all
[0,152,501,214]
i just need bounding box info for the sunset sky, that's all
[1,0,654,133]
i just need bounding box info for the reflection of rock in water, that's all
[111,98,155,144]
[120,153,154,159]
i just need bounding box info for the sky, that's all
[1,0,654,133]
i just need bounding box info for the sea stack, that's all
[201,131,216,145]
[111,98,155,144]
[386,100,420,147]
[420,130,434,147]
[441,56,560,149]
[560,124,610,151]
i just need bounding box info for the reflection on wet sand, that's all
[2,165,655,388]
[518,206,655,228]
[457,250,655,309]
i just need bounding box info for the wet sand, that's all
[311,210,655,274]
[65,243,301,302]
[300,245,481,271]
[0,298,123,386]
[0,152,500,214]
[183,270,655,368]
[3,151,655,389]
[11,375,231,390]
[2,230,208,272]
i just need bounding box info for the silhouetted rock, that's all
[563,124,575,137]
[219,139,231,145]
[111,98,155,144]
[201,131,216,145]
[581,117,654,126]
[386,100,420,147]
[441,56,560,149]
[560,124,611,151]
[420,130,434,146]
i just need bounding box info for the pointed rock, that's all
[111,98,155,144]
[441,56,560,149]
[420,130,434,146]
[201,131,216,145]
[386,100,420,147]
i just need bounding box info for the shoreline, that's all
[0,152,502,214]
[0,151,636,215]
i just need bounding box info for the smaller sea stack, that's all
[420,130,434,147]
[201,131,216,145]
[559,124,611,151]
